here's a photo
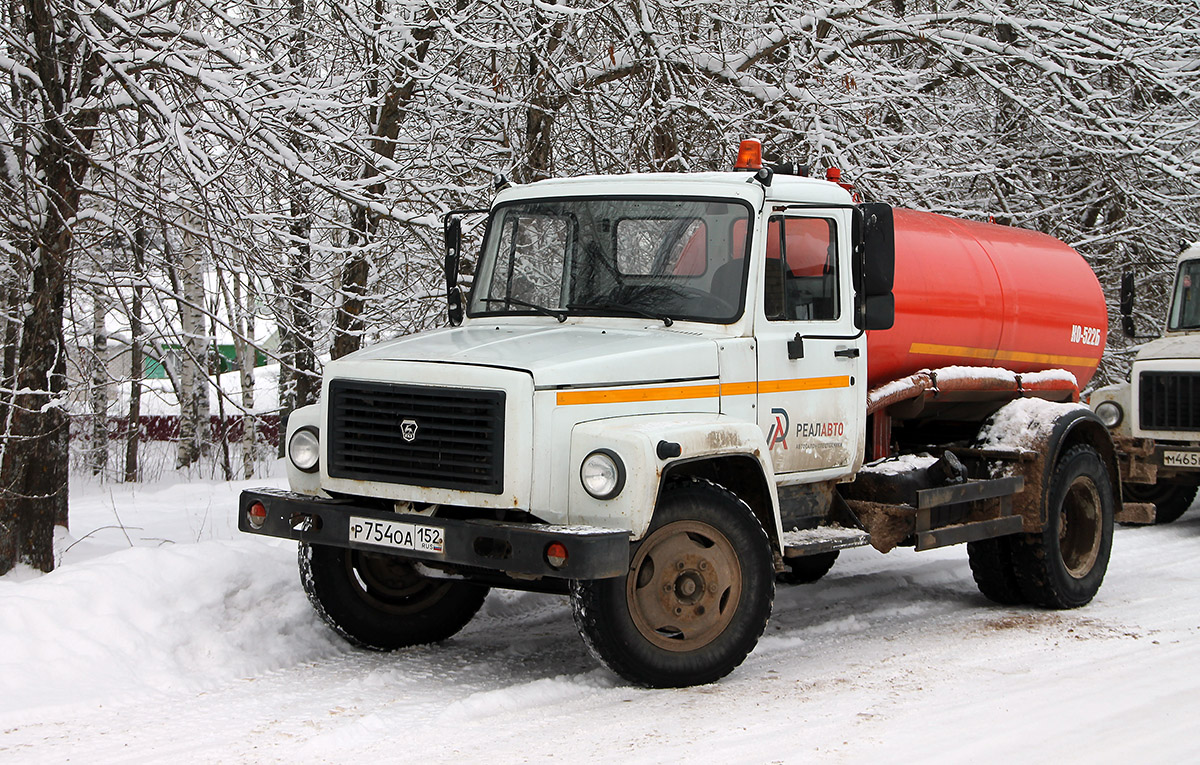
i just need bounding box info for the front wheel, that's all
[777,551,839,585]
[1012,445,1114,609]
[571,479,775,688]
[299,543,488,650]
[1123,481,1198,525]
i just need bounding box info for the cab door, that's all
[755,211,866,477]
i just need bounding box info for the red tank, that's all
[866,208,1107,390]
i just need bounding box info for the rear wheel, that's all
[571,479,774,688]
[1012,445,1114,609]
[299,543,488,650]
[967,536,1025,605]
[1123,481,1198,525]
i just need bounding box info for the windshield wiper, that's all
[568,301,674,327]
[481,296,566,322]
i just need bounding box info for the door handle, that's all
[834,347,860,359]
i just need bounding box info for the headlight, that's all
[288,427,320,473]
[1095,401,1123,428]
[580,449,625,500]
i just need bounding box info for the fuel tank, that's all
[867,208,1107,390]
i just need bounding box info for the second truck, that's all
[1090,242,1200,524]
[241,140,1128,688]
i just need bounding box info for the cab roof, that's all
[495,170,855,207]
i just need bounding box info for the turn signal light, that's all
[546,542,568,569]
[248,501,268,530]
[734,139,763,170]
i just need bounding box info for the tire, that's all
[570,479,775,688]
[777,551,839,585]
[299,543,488,650]
[1123,481,1198,525]
[1011,445,1114,609]
[966,536,1025,605]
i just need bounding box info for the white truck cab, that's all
[1091,243,1200,522]
[280,170,875,548]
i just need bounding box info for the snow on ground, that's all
[112,363,283,417]
[3,467,1200,763]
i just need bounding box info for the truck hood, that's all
[1135,334,1200,363]
[332,323,720,388]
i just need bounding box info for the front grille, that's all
[327,380,505,493]
[1139,372,1200,432]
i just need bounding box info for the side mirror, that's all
[855,203,895,331]
[444,216,464,327]
[1120,270,1135,337]
[860,202,895,295]
[864,293,895,331]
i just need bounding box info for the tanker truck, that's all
[1089,242,1200,524]
[240,140,1128,688]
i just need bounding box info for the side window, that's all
[764,216,839,321]
[1170,261,1200,330]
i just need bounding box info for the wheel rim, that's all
[1059,476,1103,579]
[626,520,742,652]
[346,550,452,615]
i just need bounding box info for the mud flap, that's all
[1114,502,1155,525]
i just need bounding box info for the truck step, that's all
[781,526,872,558]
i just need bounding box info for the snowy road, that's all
[3,477,1200,763]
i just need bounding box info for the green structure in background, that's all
[144,344,269,379]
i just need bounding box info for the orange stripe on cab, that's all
[757,376,851,394]
[556,384,721,406]
[555,376,851,406]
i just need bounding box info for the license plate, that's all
[349,516,445,554]
[1163,450,1200,469]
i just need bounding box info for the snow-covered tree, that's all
[2,0,1197,574]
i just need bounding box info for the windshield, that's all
[1169,259,1200,331]
[467,197,752,324]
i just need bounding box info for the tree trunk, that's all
[230,270,257,479]
[124,223,146,482]
[280,194,317,411]
[211,305,232,481]
[0,231,72,572]
[89,284,108,475]
[277,0,320,402]
[0,271,20,436]
[331,7,443,359]
[0,0,103,574]
[175,205,210,470]
[331,211,373,360]
[517,3,568,183]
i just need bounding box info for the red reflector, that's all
[546,542,568,569]
[248,501,267,530]
[734,139,762,170]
